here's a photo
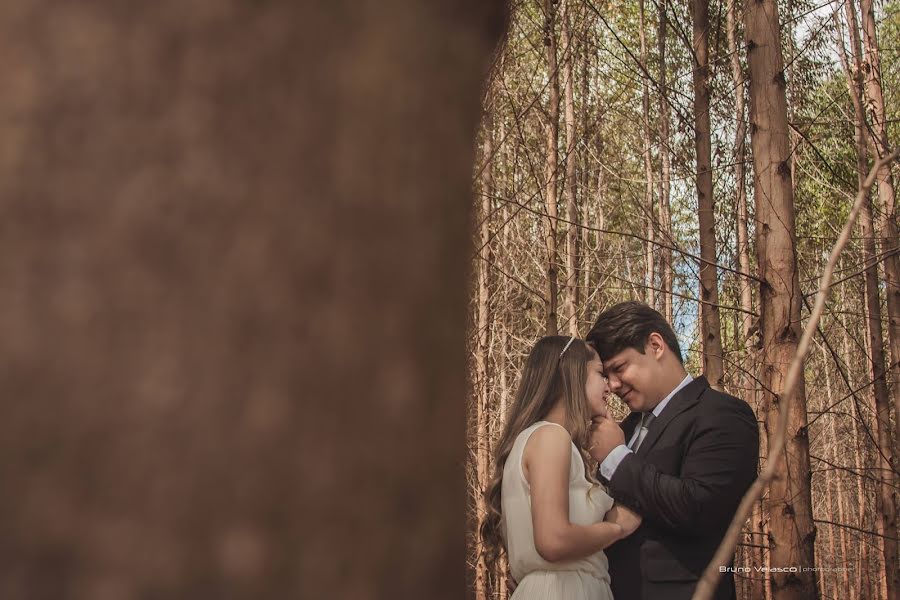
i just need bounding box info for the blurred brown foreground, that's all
[0,2,506,598]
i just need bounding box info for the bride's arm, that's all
[524,425,632,563]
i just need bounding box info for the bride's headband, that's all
[559,334,578,358]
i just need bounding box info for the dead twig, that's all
[692,148,900,600]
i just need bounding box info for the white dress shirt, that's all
[599,373,693,480]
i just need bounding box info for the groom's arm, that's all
[605,398,759,535]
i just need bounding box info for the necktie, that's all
[631,412,656,451]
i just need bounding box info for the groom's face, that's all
[601,342,663,413]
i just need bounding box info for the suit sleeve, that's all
[606,397,759,536]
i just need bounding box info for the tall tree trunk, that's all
[838,4,900,596]
[639,0,656,311]
[691,0,724,389]
[658,0,674,324]
[823,351,855,600]
[498,116,511,430]
[783,0,801,196]
[560,0,579,335]
[728,0,753,344]
[497,134,511,600]
[858,10,900,596]
[697,295,704,359]
[497,243,510,600]
[543,0,560,336]
[833,436,853,600]
[744,1,818,598]
[594,118,607,273]
[580,30,594,310]
[760,412,772,600]
[0,1,507,598]
[842,305,875,600]
[474,106,494,600]
[823,437,836,600]
[854,397,875,599]
[862,287,892,600]
[729,7,764,597]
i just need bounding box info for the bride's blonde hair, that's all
[479,335,599,566]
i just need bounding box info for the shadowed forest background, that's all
[466,1,900,599]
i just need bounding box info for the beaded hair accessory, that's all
[559,334,577,358]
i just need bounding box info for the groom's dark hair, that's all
[586,300,684,365]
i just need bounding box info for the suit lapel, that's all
[636,375,709,455]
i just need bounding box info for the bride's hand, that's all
[604,504,642,538]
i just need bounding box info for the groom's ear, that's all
[647,332,666,360]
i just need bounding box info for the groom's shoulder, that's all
[696,385,756,423]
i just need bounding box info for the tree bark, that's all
[474,105,494,600]
[543,0,561,336]
[728,0,753,346]
[744,1,818,598]
[858,9,900,597]
[0,1,507,598]
[783,0,801,197]
[842,306,875,600]
[639,0,656,312]
[580,31,594,310]
[854,395,875,599]
[837,4,900,597]
[560,0,579,335]
[823,353,855,600]
[728,8,764,596]
[658,0,674,324]
[691,0,724,389]
[497,115,511,600]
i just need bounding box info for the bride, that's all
[480,335,641,599]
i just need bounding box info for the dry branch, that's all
[692,148,900,600]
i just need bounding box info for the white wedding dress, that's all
[501,421,615,600]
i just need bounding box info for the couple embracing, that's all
[480,301,759,600]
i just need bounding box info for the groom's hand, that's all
[588,416,625,463]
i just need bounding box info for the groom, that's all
[587,301,759,600]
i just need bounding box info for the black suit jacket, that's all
[600,376,759,600]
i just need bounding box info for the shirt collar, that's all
[651,373,693,417]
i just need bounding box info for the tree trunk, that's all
[760,407,773,600]
[744,1,818,598]
[837,4,900,596]
[860,288,890,598]
[834,440,853,600]
[858,8,900,597]
[822,360,840,598]
[728,7,764,597]
[496,124,511,592]
[594,156,607,278]
[823,352,855,600]
[543,0,561,336]
[842,307,875,600]
[560,0,579,336]
[638,0,656,311]
[823,467,834,600]
[783,0,801,197]
[658,0,674,324]
[592,30,607,261]
[497,264,510,600]
[580,31,594,311]
[0,1,507,598]
[691,0,724,390]
[854,398,875,600]
[474,106,494,600]
[728,0,753,345]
